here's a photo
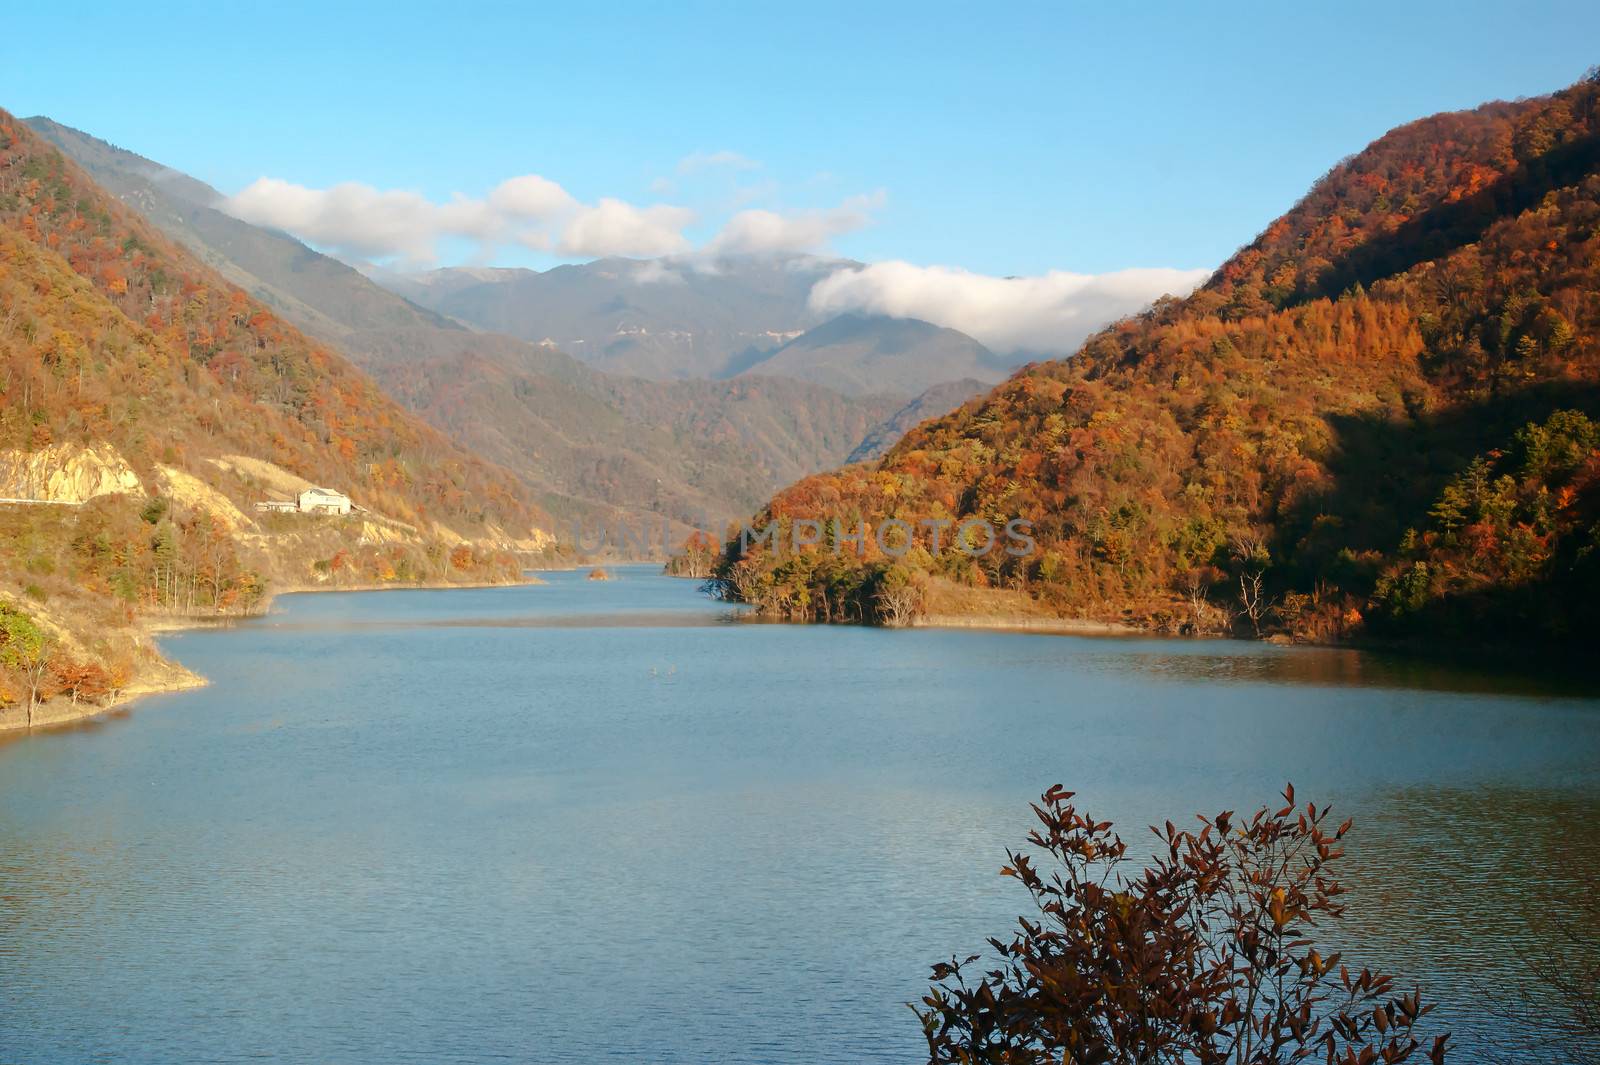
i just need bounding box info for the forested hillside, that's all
[0,110,547,533]
[0,108,550,724]
[716,73,1600,654]
[845,378,989,463]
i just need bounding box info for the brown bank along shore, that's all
[0,655,206,735]
[670,564,1144,635]
[906,578,1137,636]
[912,614,1137,635]
[0,574,548,738]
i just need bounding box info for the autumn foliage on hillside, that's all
[0,108,542,535]
[0,107,551,718]
[718,73,1600,651]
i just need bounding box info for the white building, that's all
[296,487,352,515]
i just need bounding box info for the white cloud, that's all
[488,175,577,219]
[558,199,695,258]
[704,192,883,256]
[226,178,450,263]
[224,174,689,266]
[808,262,1211,355]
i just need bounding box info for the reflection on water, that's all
[1064,639,1599,698]
[1341,786,1600,1060]
[0,566,1595,1063]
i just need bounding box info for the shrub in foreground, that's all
[917,785,1449,1064]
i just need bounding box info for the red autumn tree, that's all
[917,785,1450,1065]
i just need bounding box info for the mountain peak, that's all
[735,313,1009,396]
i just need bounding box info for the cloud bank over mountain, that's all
[703,193,885,256]
[555,199,695,258]
[223,167,1210,353]
[224,171,881,265]
[808,261,1212,355]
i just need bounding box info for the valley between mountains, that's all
[0,109,1040,729]
[5,70,1600,733]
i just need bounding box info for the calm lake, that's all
[1,567,1596,1063]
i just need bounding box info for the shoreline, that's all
[1,573,547,737]
[270,573,548,599]
[911,613,1140,636]
[9,574,1594,737]
[0,662,208,737]
[144,573,551,632]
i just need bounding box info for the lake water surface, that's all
[1,567,1597,1063]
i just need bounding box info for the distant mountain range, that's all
[25,123,1014,403]
[737,314,1008,397]
[379,255,828,380]
[376,254,1020,394]
[26,118,992,532]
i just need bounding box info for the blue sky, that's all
[2,1,1594,278]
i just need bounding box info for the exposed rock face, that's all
[429,521,466,546]
[156,465,253,531]
[0,443,143,503]
[484,523,557,553]
[512,529,557,553]
[358,520,411,546]
[206,454,316,499]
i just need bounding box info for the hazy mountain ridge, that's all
[845,378,992,464]
[738,313,1008,396]
[376,349,900,532]
[387,254,843,380]
[381,255,1023,395]
[24,117,461,343]
[28,119,957,538]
